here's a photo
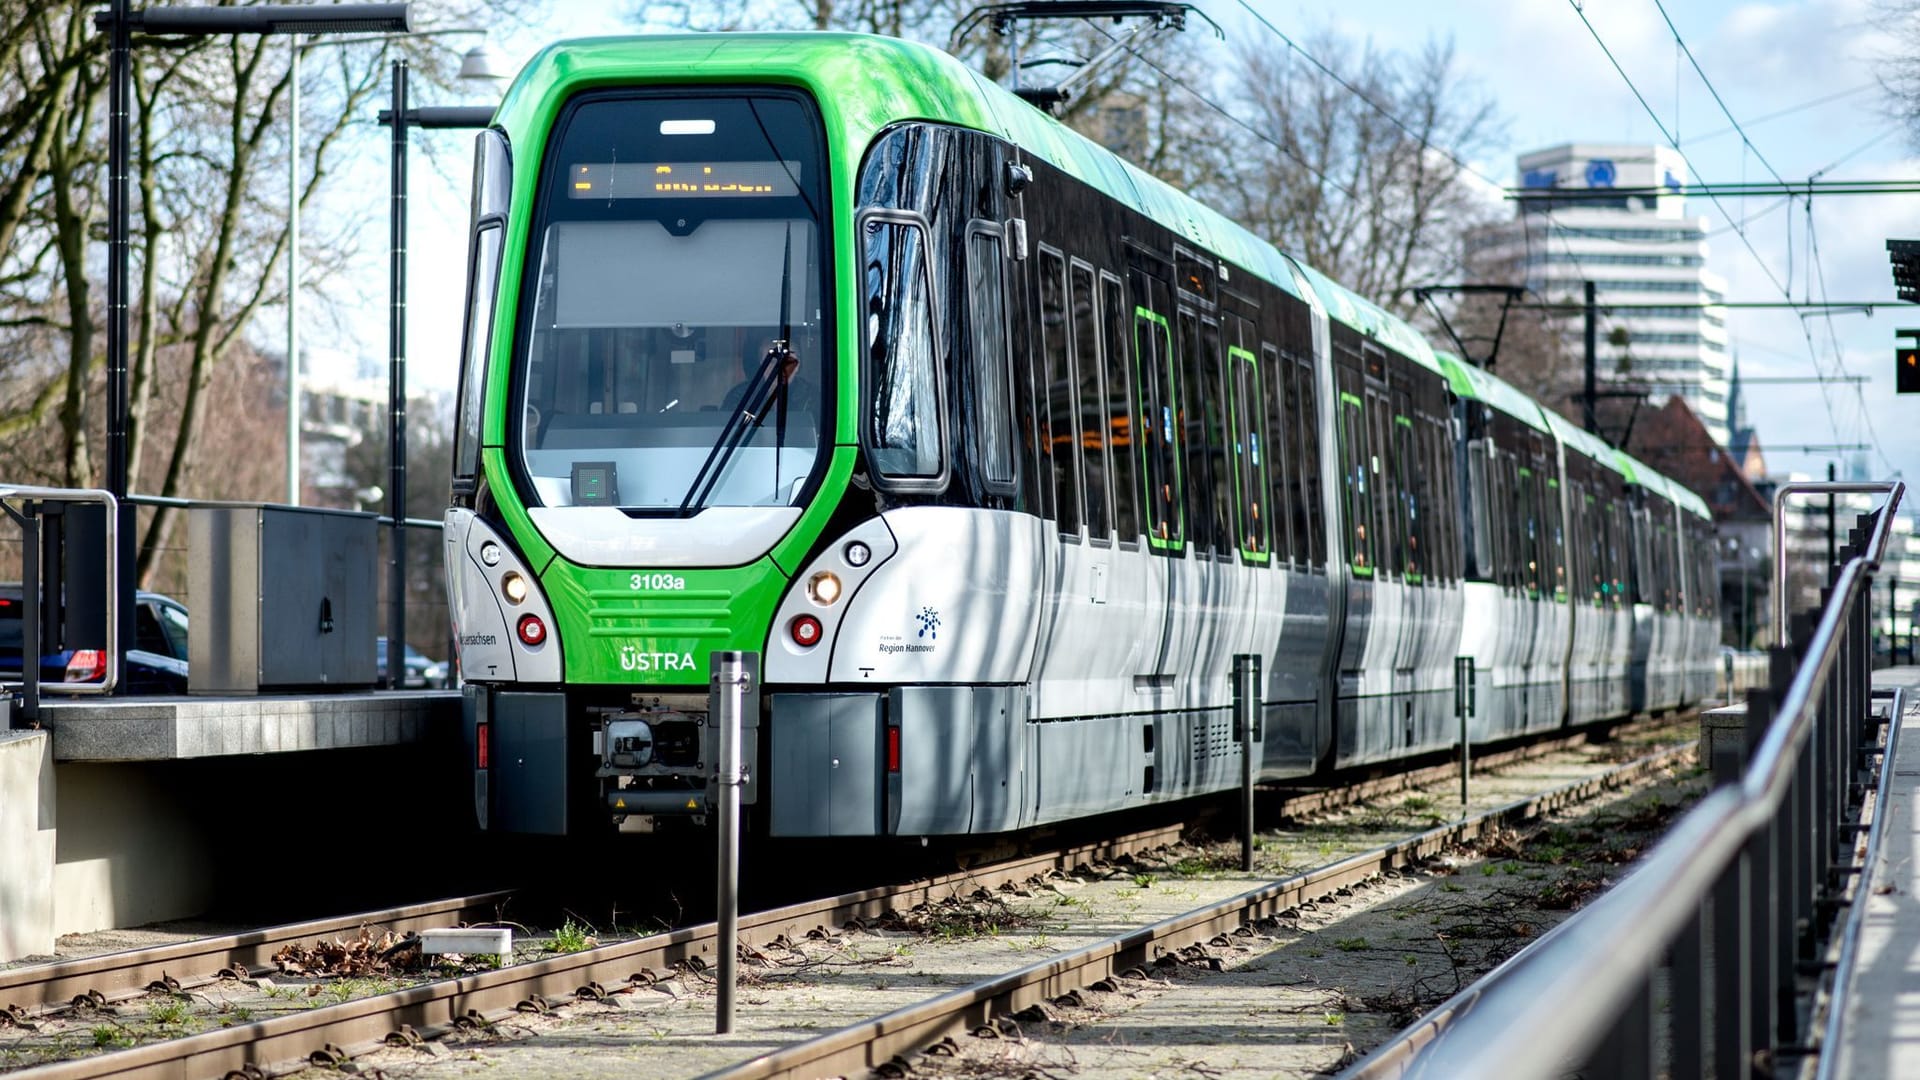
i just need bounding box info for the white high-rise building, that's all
[1473,144,1732,445]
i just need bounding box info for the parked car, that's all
[0,584,190,694]
[377,637,447,689]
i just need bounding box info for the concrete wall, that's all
[0,728,56,962]
[2,729,478,957]
[52,762,215,937]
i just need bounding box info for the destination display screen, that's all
[566,161,801,199]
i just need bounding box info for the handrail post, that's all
[1670,906,1708,1078]
[19,500,38,724]
[1582,970,1654,1079]
[1745,681,1779,1068]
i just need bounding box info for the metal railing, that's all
[1344,479,1905,1080]
[1774,480,1894,641]
[2,488,449,723]
[0,485,122,720]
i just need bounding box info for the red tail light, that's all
[886,725,901,773]
[476,722,490,769]
[516,614,546,646]
[790,614,822,648]
[65,650,105,683]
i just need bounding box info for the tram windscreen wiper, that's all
[676,225,797,515]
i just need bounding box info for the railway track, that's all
[3,827,1184,1080]
[0,893,512,1021]
[1268,711,1696,819]
[0,715,1696,1079]
[707,738,1698,1080]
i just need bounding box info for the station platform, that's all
[1827,666,1920,1077]
[0,689,471,962]
[32,688,460,761]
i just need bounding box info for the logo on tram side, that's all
[879,606,943,657]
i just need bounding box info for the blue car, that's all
[0,585,190,695]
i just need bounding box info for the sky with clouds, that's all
[340,0,1920,487]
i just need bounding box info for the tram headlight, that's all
[479,541,502,567]
[501,571,529,605]
[808,571,842,606]
[843,541,871,567]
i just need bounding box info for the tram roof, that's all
[1537,407,1628,477]
[1621,456,1712,520]
[495,33,1324,304]
[1432,353,1553,435]
[1287,261,1439,372]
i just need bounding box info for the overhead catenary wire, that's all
[1226,0,1508,193]
[1081,19,1477,287]
[1659,0,1877,466]
[1563,0,1792,303]
[1564,0,1849,454]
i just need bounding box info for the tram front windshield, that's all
[517,92,830,511]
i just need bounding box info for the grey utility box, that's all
[189,504,378,694]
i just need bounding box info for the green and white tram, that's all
[444,33,1720,837]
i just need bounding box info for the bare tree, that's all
[632,0,1228,190]
[1209,32,1502,318]
[0,0,538,586]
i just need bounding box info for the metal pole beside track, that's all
[387,59,409,688]
[1456,656,1475,806]
[1234,654,1257,871]
[711,650,752,1035]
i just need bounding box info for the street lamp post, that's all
[94,2,411,690]
[375,53,502,686]
[287,36,300,504]
[285,34,499,508]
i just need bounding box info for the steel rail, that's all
[1347,480,1905,1080]
[1272,714,1687,819]
[7,826,1185,1079]
[0,892,514,1017]
[702,739,1698,1080]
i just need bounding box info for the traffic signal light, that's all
[1892,240,1920,303]
[1901,345,1920,394]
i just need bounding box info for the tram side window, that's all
[1392,393,1419,581]
[1430,417,1456,581]
[1546,468,1566,599]
[1464,439,1492,583]
[1502,454,1525,591]
[1630,506,1651,605]
[1337,371,1371,573]
[863,218,943,482]
[1038,249,1081,535]
[1583,485,1601,601]
[1133,301,1182,549]
[455,223,503,484]
[1071,263,1111,539]
[1176,312,1216,555]
[1607,502,1625,603]
[1200,321,1234,557]
[1366,387,1396,576]
[1229,346,1270,561]
[1260,345,1294,563]
[1292,356,1323,570]
[1100,274,1140,543]
[965,228,1016,491]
